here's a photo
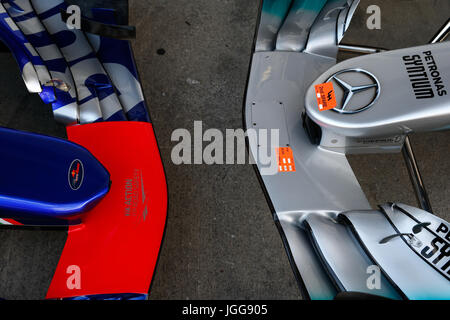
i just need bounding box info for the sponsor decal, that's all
[402,51,447,99]
[276,147,296,173]
[355,135,404,145]
[68,160,84,190]
[325,69,380,114]
[315,82,337,111]
[420,223,450,277]
[124,169,148,222]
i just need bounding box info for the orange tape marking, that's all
[277,147,296,173]
[314,82,337,111]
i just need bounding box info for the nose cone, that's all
[306,69,380,119]
[0,127,110,219]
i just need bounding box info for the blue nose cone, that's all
[0,127,110,220]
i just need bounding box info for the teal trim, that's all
[433,124,450,131]
[262,0,293,18]
[292,0,327,12]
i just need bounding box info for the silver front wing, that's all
[245,0,450,300]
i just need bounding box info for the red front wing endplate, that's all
[46,122,167,299]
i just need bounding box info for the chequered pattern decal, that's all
[0,0,150,124]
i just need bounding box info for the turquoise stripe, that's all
[433,125,450,131]
[262,0,292,18]
[292,0,327,12]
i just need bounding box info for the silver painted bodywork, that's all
[304,0,357,58]
[246,51,370,213]
[305,42,450,154]
[21,61,43,93]
[341,209,450,299]
[304,214,401,299]
[245,50,371,299]
[246,0,450,299]
[380,203,450,281]
[255,0,292,52]
[275,0,327,52]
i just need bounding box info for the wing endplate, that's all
[46,121,167,299]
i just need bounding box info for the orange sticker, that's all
[314,82,337,111]
[277,147,296,173]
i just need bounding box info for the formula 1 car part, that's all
[0,0,167,300]
[245,0,450,300]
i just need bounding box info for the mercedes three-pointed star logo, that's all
[327,69,381,114]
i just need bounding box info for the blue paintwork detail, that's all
[0,28,29,70]
[6,215,82,226]
[65,293,147,300]
[33,1,125,122]
[0,127,110,221]
[0,8,42,69]
[77,73,117,107]
[52,29,77,48]
[36,1,65,21]
[1,1,77,116]
[107,110,129,122]
[39,86,57,104]
[89,8,150,122]
[0,7,57,105]
[90,9,138,79]
[2,0,129,122]
[24,31,53,47]
[5,0,24,13]
[127,101,151,122]
[9,11,34,22]
[2,1,150,123]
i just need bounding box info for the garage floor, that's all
[0,0,448,299]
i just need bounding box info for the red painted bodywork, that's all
[3,219,23,225]
[46,122,167,299]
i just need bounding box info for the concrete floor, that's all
[0,0,448,299]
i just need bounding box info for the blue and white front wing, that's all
[0,0,149,125]
[0,0,167,300]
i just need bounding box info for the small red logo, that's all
[68,160,84,190]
